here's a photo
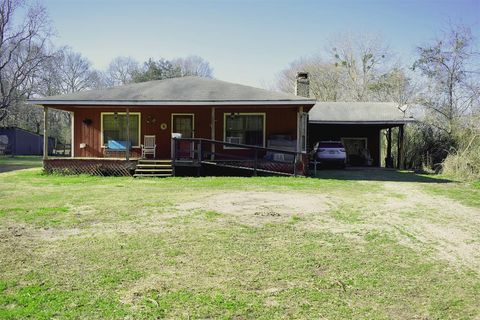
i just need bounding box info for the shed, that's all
[0,127,55,156]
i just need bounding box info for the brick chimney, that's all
[295,72,310,97]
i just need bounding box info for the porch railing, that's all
[172,138,307,176]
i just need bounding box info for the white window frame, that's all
[100,112,142,148]
[223,112,266,149]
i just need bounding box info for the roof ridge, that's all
[28,76,316,105]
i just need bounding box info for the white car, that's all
[312,141,346,168]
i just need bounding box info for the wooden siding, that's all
[68,105,302,159]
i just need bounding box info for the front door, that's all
[172,114,195,159]
[172,114,194,138]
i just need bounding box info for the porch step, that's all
[134,159,173,178]
[138,159,171,163]
[136,164,172,168]
[135,169,172,173]
[133,173,172,178]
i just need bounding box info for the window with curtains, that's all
[102,113,140,147]
[224,113,265,147]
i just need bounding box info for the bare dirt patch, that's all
[177,191,329,224]
[374,182,480,270]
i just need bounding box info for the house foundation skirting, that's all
[43,158,137,176]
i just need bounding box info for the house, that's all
[28,74,316,176]
[308,102,414,168]
[0,127,55,156]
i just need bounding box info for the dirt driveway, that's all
[178,170,480,271]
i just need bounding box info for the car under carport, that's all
[308,102,415,168]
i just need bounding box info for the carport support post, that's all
[386,128,392,167]
[125,108,130,161]
[397,124,404,169]
[43,106,49,160]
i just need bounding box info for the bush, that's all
[442,124,480,180]
[404,123,456,172]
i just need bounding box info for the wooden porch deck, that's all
[42,138,308,177]
[43,158,139,176]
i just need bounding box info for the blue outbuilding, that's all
[0,127,55,156]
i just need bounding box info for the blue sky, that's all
[44,0,479,87]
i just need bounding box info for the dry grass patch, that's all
[0,168,479,319]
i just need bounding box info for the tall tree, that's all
[132,58,181,83]
[275,56,343,101]
[369,67,417,107]
[55,47,102,94]
[0,0,52,121]
[104,56,139,87]
[413,25,479,136]
[329,32,390,101]
[275,33,395,102]
[171,55,213,78]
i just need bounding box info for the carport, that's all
[308,102,414,168]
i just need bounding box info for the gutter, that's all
[27,99,317,106]
[309,119,416,124]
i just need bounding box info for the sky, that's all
[43,0,479,87]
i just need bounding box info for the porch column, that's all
[296,106,303,152]
[386,127,392,168]
[43,106,49,160]
[397,124,404,169]
[70,111,74,158]
[126,108,130,161]
[295,106,304,176]
[211,106,215,160]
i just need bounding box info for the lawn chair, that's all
[141,135,156,158]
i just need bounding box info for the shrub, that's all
[442,118,480,180]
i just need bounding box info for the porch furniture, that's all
[141,135,156,159]
[104,140,129,157]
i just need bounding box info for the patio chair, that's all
[141,135,156,158]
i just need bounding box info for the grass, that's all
[0,168,479,319]
[0,155,43,167]
[422,177,480,208]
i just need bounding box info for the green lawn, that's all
[0,168,479,319]
[0,156,42,173]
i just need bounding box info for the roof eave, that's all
[27,99,316,106]
[309,120,416,125]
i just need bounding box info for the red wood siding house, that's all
[29,76,315,176]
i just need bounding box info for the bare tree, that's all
[104,56,139,87]
[413,25,480,135]
[171,55,214,78]
[275,33,394,102]
[0,0,52,121]
[329,32,391,101]
[275,56,343,101]
[55,47,102,94]
[369,67,418,108]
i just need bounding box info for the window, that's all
[101,113,140,147]
[172,114,194,138]
[224,113,265,147]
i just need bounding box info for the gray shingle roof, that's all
[309,102,415,124]
[28,76,315,106]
